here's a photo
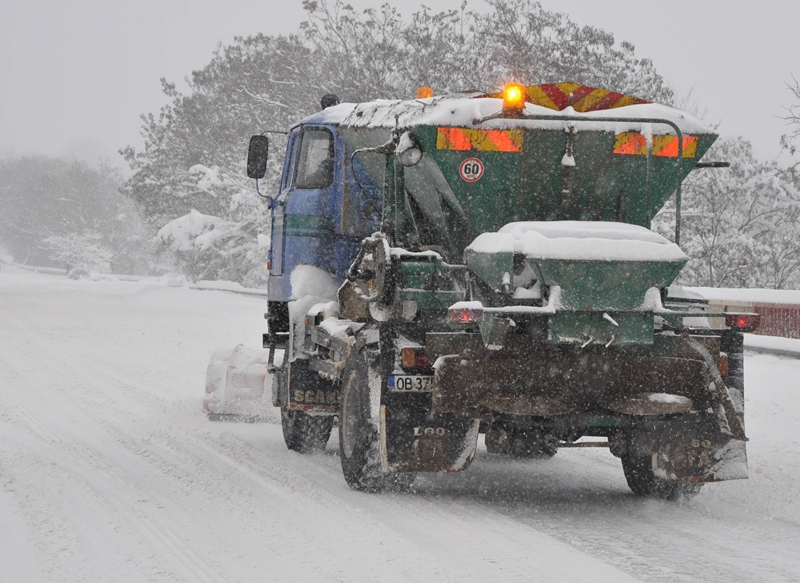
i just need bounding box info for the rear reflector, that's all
[448,306,484,324]
[725,313,760,332]
[718,354,729,377]
[401,347,428,368]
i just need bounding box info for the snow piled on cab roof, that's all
[467,221,687,263]
[296,102,357,127]
[336,95,713,135]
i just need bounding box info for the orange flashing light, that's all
[417,86,434,99]
[502,83,526,114]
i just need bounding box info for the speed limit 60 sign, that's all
[459,157,485,182]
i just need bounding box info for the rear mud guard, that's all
[379,404,480,473]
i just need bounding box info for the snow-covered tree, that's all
[663,138,800,289]
[120,34,316,228]
[0,156,152,272]
[155,188,270,286]
[300,0,674,103]
[781,74,800,170]
[42,231,114,278]
[123,0,676,286]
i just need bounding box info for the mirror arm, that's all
[255,178,272,203]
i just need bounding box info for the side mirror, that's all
[247,135,269,179]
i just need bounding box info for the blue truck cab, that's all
[264,105,381,322]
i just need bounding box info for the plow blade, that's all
[203,344,275,421]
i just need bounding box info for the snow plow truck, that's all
[205,82,757,499]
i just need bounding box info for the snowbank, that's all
[0,244,13,265]
[689,286,800,306]
[190,280,268,297]
[287,265,341,360]
[744,334,800,357]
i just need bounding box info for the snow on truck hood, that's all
[467,221,687,263]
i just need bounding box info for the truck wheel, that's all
[621,455,703,500]
[339,350,415,492]
[281,409,333,453]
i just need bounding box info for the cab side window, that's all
[295,129,334,189]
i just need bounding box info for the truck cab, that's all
[267,114,381,306]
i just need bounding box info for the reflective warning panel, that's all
[614,132,698,158]
[436,127,523,152]
[488,82,650,112]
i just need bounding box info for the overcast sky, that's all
[1,0,798,167]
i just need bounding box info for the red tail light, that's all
[725,313,760,331]
[401,347,428,369]
[448,304,484,324]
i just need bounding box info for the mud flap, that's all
[655,435,748,483]
[379,403,479,473]
[285,360,340,414]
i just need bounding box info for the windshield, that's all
[295,128,333,189]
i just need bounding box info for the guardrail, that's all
[6,262,67,275]
[707,299,800,339]
[2,263,268,297]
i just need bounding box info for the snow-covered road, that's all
[2,270,800,583]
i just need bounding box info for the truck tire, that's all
[339,349,415,492]
[621,454,703,500]
[281,409,333,453]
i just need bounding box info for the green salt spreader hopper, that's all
[465,222,687,346]
[339,89,715,246]
[337,84,716,346]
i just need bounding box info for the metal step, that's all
[264,332,289,372]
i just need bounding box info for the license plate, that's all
[388,375,434,392]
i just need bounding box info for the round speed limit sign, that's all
[459,157,485,182]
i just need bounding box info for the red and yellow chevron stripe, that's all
[613,132,698,158]
[488,82,649,112]
[436,127,523,152]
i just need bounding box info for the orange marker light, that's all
[417,86,434,99]
[401,347,428,369]
[503,83,526,114]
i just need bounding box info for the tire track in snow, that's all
[0,428,237,583]
[0,303,247,582]
[4,276,800,582]
[417,449,800,583]
[188,429,643,583]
